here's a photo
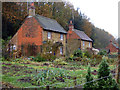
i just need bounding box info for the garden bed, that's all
[2,59,116,88]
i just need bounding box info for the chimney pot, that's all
[28,2,35,16]
[69,20,74,31]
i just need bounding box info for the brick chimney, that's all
[69,20,74,31]
[28,2,35,16]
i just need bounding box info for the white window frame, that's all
[60,34,63,40]
[13,45,16,50]
[48,32,51,39]
[60,47,63,55]
[89,42,91,47]
[83,41,85,46]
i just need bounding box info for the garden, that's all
[1,49,120,89]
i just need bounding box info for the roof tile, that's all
[34,14,67,34]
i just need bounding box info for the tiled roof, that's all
[74,29,93,42]
[34,14,67,34]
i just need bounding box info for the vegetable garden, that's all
[1,49,120,89]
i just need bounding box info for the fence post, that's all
[46,85,49,90]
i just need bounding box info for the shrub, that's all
[84,65,97,89]
[98,50,107,56]
[97,59,118,89]
[73,49,83,58]
[50,56,56,61]
[92,55,102,60]
[74,57,82,61]
[84,50,92,58]
[106,58,117,65]
[1,57,5,61]
[28,56,35,60]
[34,54,46,62]
[53,58,67,65]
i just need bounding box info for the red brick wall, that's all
[106,43,118,53]
[67,30,80,39]
[17,17,43,48]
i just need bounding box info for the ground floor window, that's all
[60,47,63,55]
[13,45,16,50]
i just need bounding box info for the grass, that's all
[2,58,117,88]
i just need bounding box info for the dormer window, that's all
[60,34,63,40]
[48,32,51,39]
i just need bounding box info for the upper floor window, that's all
[60,34,63,40]
[89,42,91,47]
[83,41,85,47]
[48,32,51,39]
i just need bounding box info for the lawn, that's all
[2,59,117,88]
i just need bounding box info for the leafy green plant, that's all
[29,56,35,60]
[34,54,46,62]
[84,65,97,89]
[54,58,67,65]
[98,50,107,56]
[83,50,92,58]
[32,68,67,86]
[73,49,83,58]
[13,58,22,62]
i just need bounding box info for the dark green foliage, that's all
[73,49,83,58]
[84,66,95,89]
[1,36,12,60]
[84,50,92,58]
[98,50,107,56]
[97,59,119,89]
[98,59,110,79]
[34,54,46,62]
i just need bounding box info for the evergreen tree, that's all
[84,65,95,89]
[98,59,119,89]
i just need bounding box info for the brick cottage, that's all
[10,3,67,56]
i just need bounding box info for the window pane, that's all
[48,32,51,39]
[83,41,85,46]
[60,47,63,54]
[60,34,63,40]
[89,42,90,47]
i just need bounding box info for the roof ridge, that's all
[74,29,92,42]
[35,14,57,22]
[34,14,67,34]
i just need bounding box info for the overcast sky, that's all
[66,0,119,39]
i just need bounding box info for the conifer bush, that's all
[84,65,97,89]
[97,59,119,89]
